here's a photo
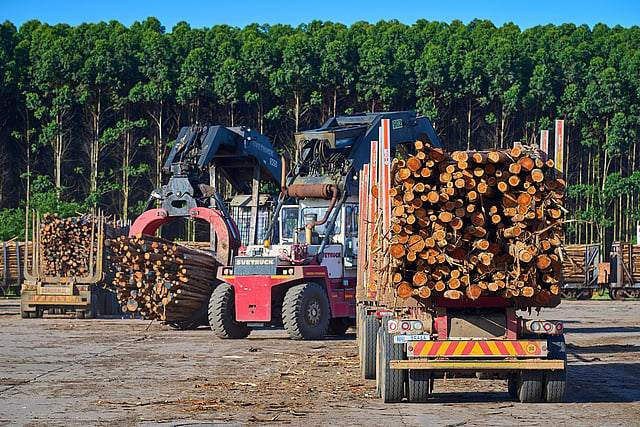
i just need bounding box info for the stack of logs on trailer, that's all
[39,213,124,280]
[107,234,220,326]
[382,141,565,304]
[40,214,99,277]
[0,242,30,294]
[609,241,640,299]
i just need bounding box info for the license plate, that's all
[393,334,431,343]
[39,286,72,295]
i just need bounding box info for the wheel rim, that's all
[305,298,321,327]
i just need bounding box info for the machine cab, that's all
[273,196,359,278]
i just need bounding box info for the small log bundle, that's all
[561,244,597,283]
[0,242,30,284]
[40,213,122,277]
[107,234,219,323]
[384,142,565,304]
[611,242,640,281]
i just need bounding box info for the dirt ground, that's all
[1,300,639,427]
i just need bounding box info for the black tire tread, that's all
[282,283,329,340]
[362,315,379,379]
[518,370,543,403]
[208,283,251,339]
[408,370,430,402]
[379,322,405,403]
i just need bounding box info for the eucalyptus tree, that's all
[130,18,174,189]
[239,24,275,133]
[28,22,79,199]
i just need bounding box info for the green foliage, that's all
[0,18,639,247]
[0,175,87,240]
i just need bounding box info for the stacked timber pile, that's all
[40,213,124,277]
[107,234,219,324]
[0,242,31,290]
[561,244,597,283]
[384,141,565,304]
[612,242,640,281]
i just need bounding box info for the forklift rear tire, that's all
[282,282,329,340]
[361,315,379,379]
[208,283,251,339]
[518,370,543,402]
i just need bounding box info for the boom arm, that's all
[131,124,282,257]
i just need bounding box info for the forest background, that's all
[0,18,638,253]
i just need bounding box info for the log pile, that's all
[107,234,220,324]
[561,244,598,283]
[383,141,565,304]
[0,242,30,286]
[40,213,123,277]
[611,242,640,280]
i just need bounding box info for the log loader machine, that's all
[211,111,442,340]
[128,124,282,328]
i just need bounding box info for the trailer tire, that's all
[361,315,379,379]
[376,326,383,397]
[518,370,543,402]
[282,282,329,340]
[20,307,29,318]
[544,335,567,402]
[508,373,518,398]
[208,283,251,339]
[327,318,351,336]
[378,320,405,403]
[408,370,431,402]
[356,306,364,360]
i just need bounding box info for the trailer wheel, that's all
[356,306,364,360]
[208,283,251,339]
[282,282,329,340]
[75,310,85,319]
[518,370,543,402]
[408,370,431,402]
[507,373,518,398]
[378,320,405,403]
[376,326,383,397]
[610,288,626,301]
[576,289,592,300]
[361,315,379,379]
[327,318,351,336]
[544,335,567,402]
[20,307,29,318]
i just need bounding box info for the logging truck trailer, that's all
[560,243,600,300]
[357,297,567,403]
[356,129,567,403]
[212,111,443,340]
[20,212,109,319]
[609,241,640,299]
[1,241,27,296]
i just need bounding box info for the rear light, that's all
[556,323,563,332]
[530,321,542,332]
[543,322,553,332]
[376,310,393,317]
[412,320,423,331]
[400,321,411,331]
[388,320,398,332]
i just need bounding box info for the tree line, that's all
[0,17,638,251]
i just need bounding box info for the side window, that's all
[345,205,358,237]
[281,206,299,242]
